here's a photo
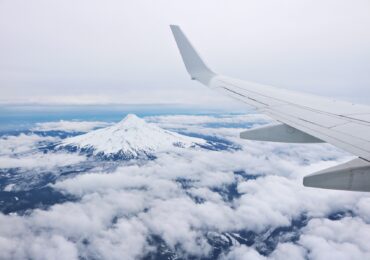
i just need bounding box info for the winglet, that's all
[170,25,216,85]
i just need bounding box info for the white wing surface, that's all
[170,25,370,192]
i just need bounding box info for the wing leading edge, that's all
[170,25,370,192]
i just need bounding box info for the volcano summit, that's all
[58,114,206,160]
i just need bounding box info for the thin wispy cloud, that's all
[32,120,112,132]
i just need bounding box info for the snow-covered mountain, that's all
[58,114,206,159]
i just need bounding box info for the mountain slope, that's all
[58,114,206,159]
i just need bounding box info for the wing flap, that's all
[240,123,323,143]
[303,158,370,192]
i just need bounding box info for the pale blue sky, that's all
[0,0,369,106]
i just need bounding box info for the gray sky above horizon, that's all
[1,0,369,106]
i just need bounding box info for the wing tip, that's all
[169,24,215,85]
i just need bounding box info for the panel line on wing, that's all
[222,87,269,106]
[218,79,362,122]
[266,110,370,159]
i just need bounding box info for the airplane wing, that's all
[170,25,370,192]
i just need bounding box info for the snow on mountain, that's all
[58,114,206,159]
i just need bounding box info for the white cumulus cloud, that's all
[0,114,369,259]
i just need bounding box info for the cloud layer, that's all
[0,114,369,259]
[1,0,370,105]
